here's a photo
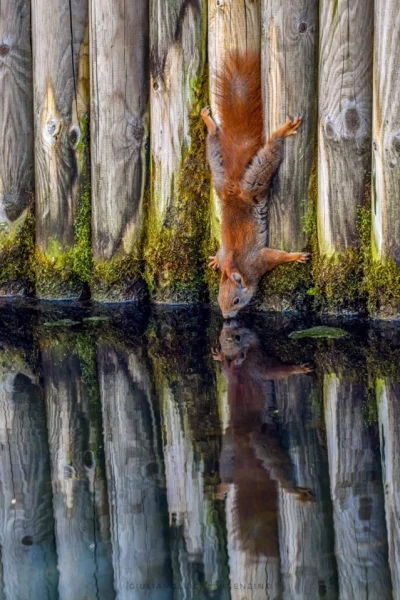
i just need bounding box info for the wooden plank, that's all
[90,0,149,301]
[276,375,337,599]
[324,374,391,599]
[377,379,400,599]
[318,0,373,256]
[372,1,400,265]
[41,341,114,600]
[261,1,318,252]
[208,0,261,245]
[146,0,210,302]
[31,0,90,298]
[0,359,58,598]
[0,0,34,295]
[98,344,172,598]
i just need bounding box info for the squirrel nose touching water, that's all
[201,52,310,319]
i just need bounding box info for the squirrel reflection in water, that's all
[213,321,314,559]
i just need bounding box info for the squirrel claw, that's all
[282,115,303,137]
[295,487,316,503]
[208,255,220,270]
[296,252,311,264]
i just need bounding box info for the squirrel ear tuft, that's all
[232,272,245,288]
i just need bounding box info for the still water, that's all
[0,300,399,599]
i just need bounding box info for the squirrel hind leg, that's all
[201,106,218,134]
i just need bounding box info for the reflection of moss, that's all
[144,69,213,302]
[0,208,35,294]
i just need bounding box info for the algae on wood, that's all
[377,380,400,598]
[261,0,318,253]
[98,344,172,598]
[0,0,34,295]
[324,374,391,599]
[90,0,149,301]
[146,0,211,302]
[318,0,373,257]
[0,358,58,598]
[41,338,114,599]
[31,0,91,298]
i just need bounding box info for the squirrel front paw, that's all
[281,115,303,138]
[295,252,311,264]
[208,255,220,270]
[201,106,212,119]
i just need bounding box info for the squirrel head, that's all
[219,322,258,365]
[218,278,255,319]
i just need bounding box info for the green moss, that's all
[358,202,400,317]
[92,252,143,301]
[0,208,35,294]
[35,115,92,298]
[143,68,214,303]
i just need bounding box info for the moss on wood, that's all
[0,208,35,295]
[143,69,215,303]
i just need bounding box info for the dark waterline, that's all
[0,299,398,599]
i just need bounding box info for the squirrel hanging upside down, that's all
[201,52,310,319]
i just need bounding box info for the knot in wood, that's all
[344,108,360,132]
[298,22,308,33]
[69,125,81,149]
[46,118,61,141]
[124,116,144,147]
[216,0,226,7]
[323,117,337,142]
[392,133,400,155]
[21,536,33,546]
[0,44,9,56]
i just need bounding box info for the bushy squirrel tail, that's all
[215,52,263,196]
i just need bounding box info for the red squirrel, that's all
[201,53,309,319]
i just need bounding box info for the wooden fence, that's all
[0,0,399,316]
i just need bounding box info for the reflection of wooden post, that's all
[318,0,373,257]
[0,365,58,597]
[31,0,90,298]
[324,374,391,599]
[208,0,261,243]
[146,0,209,302]
[377,379,400,598]
[42,343,114,599]
[0,0,34,295]
[98,345,172,598]
[276,375,337,599]
[261,0,318,252]
[90,0,149,301]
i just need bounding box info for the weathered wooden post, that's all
[42,337,114,599]
[371,1,400,317]
[98,343,173,598]
[145,0,211,302]
[317,0,373,310]
[208,0,261,262]
[90,0,149,301]
[260,0,318,310]
[378,380,400,597]
[31,0,90,298]
[0,0,34,295]
[324,374,391,598]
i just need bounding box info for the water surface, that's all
[0,301,398,599]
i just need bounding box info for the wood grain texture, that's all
[0,361,58,598]
[276,375,337,599]
[90,0,149,266]
[262,0,317,251]
[208,0,261,241]
[98,345,172,598]
[372,0,400,264]
[377,380,400,599]
[318,0,373,256]
[0,0,33,226]
[324,375,391,599]
[42,345,114,600]
[148,0,208,299]
[31,0,89,297]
